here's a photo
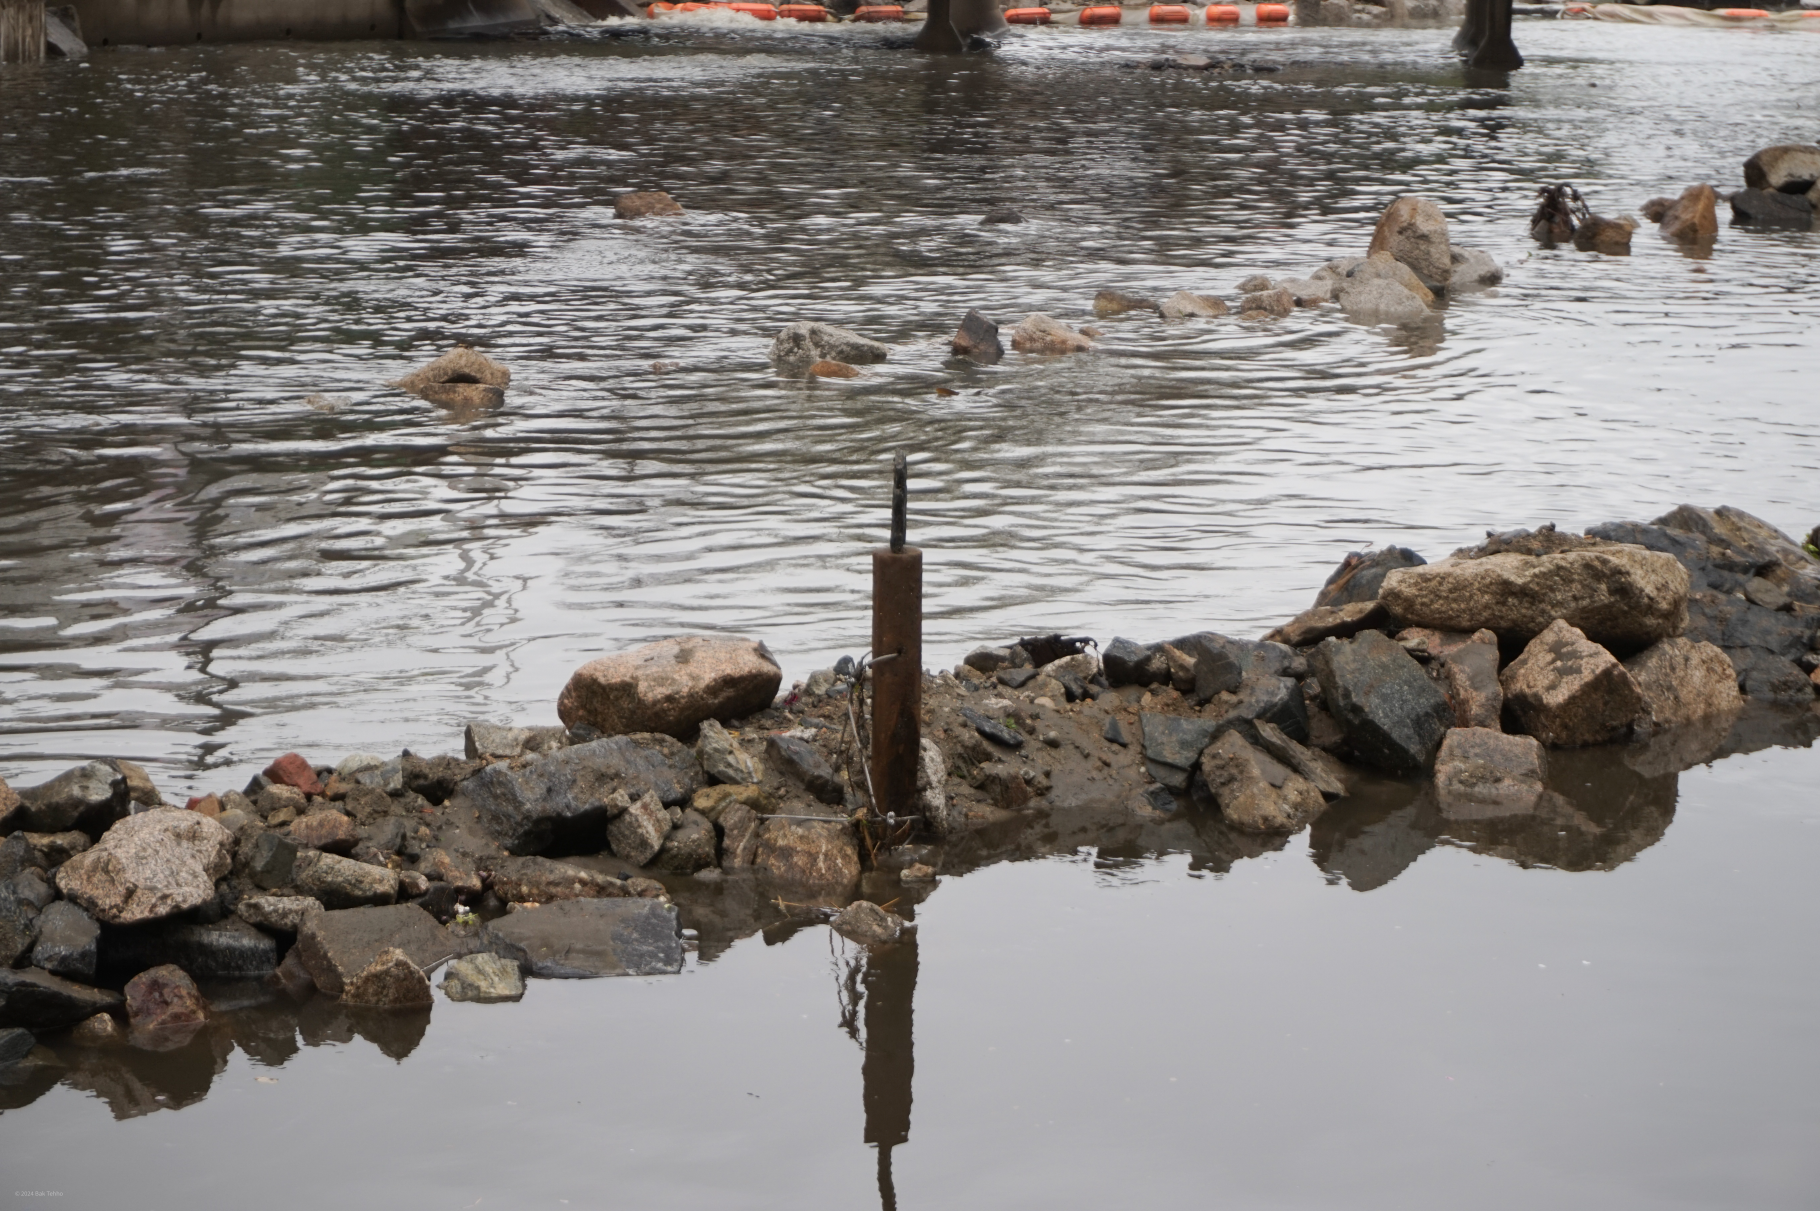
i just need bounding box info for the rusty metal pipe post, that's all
[871,453,921,820]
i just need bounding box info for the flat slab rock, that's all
[99,917,278,981]
[0,967,124,1031]
[1379,546,1690,650]
[296,904,456,998]
[481,898,682,978]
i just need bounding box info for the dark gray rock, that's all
[651,809,718,873]
[951,309,1004,364]
[238,829,298,891]
[765,736,844,806]
[1728,188,1814,229]
[1174,633,1244,701]
[1102,637,1166,687]
[459,736,699,856]
[996,667,1040,689]
[481,898,682,978]
[1139,784,1177,814]
[1140,714,1222,790]
[99,917,278,981]
[1102,716,1129,747]
[0,887,33,968]
[0,833,41,881]
[14,761,130,835]
[1252,720,1348,801]
[0,1026,35,1064]
[31,902,98,981]
[400,753,481,806]
[1731,649,1814,704]
[1208,673,1311,745]
[962,646,1018,673]
[295,904,454,998]
[960,708,1025,750]
[1314,547,1426,610]
[9,868,53,910]
[0,967,124,1030]
[1309,631,1453,772]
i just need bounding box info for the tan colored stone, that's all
[488,856,637,904]
[1658,184,1718,244]
[1239,287,1296,318]
[1433,727,1546,813]
[614,190,684,219]
[1500,620,1645,747]
[1742,144,1820,193]
[1623,638,1741,731]
[388,345,511,396]
[808,360,859,378]
[114,760,163,807]
[288,810,359,855]
[754,817,859,892]
[1159,290,1228,319]
[556,635,783,739]
[1379,546,1689,649]
[1009,313,1091,355]
[1366,195,1452,289]
[1573,215,1635,256]
[691,783,775,821]
[55,809,234,926]
[1441,635,1503,730]
[606,790,668,867]
[70,1012,124,1047]
[1198,730,1326,833]
[0,776,18,832]
[341,947,433,1009]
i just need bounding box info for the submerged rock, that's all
[481,898,682,978]
[1728,187,1814,229]
[830,899,905,945]
[1657,184,1718,244]
[614,190,684,219]
[1572,214,1635,255]
[1159,290,1228,319]
[1433,727,1547,814]
[388,346,510,407]
[1093,289,1158,316]
[56,808,234,926]
[440,952,525,1003]
[1009,313,1091,355]
[1378,545,1689,649]
[1500,620,1645,747]
[1742,144,1820,194]
[950,309,1004,363]
[1367,195,1452,291]
[557,636,783,741]
[1337,276,1428,326]
[754,817,859,893]
[1448,246,1504,290]
[771,322,889,377]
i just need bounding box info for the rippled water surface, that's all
[1,20,1816,792]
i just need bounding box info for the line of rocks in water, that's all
[0,503,1816,1081]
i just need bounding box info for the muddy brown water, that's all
[1,18,1819,1208]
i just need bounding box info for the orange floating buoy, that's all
[1150,4,1191,20]
[851,3,906,17]
[647,1,677,9]
[1255,2,1289,19]
[1005,5,1052,20]
[1079,4,1122,23]
[779,2,826,16]
[731,1,778,16]
[1204,3,1239,19]
[1715,7,1768,15]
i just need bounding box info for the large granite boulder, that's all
[55,808,234,926]
[1433,728,1546,814]
[557,637,782,741]
[460,737,700,856]
[1308,631,1454,772]
[341,948,433,1010]
[295,904,454,998]
[1622,638,1741,731]
[1379,546,1689,650]
[1198,731,1327,833]
[1367,196,1452,290]
[0,967,123,1030]
[1500,620,1645,747]
[753,818,859,894]
[481,898,682,978]
[13,761,131,835]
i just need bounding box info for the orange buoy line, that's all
[1255,2,1289,19]
[1204,3,1239,19]
[851,3,906,18]
[1149,4,1191,21]
[1006,6,1051,20]
[1079,4,1122,23]
[778,2,825,17]
[730,1,777,15]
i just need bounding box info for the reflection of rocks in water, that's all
[1441,746,1676,874]
[0,1046,66,1111]
[62,1024,233,1120]
[1622,711,1736,779]
[1716,701,1820,762]
[1307,778,1437,892]
[295,997,428,1061]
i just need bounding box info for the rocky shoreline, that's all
[1,502,1817,1110]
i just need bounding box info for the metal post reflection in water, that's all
[861,930,917,1211]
